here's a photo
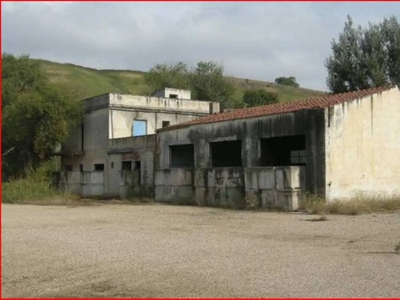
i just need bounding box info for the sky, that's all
[2,2,399,91]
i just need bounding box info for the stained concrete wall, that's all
[109,93,218,116]
[156,109,325,196]
[194,168,244,209]
[58,171,104,197]
[108,135,156,197]
[155,166,305,210]
[155,169,194,203]
[244,166,305,210]
[325,87,400,200]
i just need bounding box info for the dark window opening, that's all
[162,121,170,128]
[134,161,141,185]
[260,135,306,166]
[94,164,104,171]
[111,162,114,169]
[122,161,132,171]
[134,161,141,170]
[65,165,73,172]
[210,140,242,167]
[79,164,83,172]
[169,94,178,99]
[170,144,195,168]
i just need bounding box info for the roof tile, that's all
[158,86,395,132]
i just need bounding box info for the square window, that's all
[132,120,147,137]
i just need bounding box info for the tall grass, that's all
[2,160,79,205]
[301,194,400,215]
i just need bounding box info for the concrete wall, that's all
[58,171,104,197]
[194,168,245,209]
[155,169,195,203]
[108,135,156,197]
[244,166,305,210]
[156,109,325,196]
[62,107,110,184]
[325,87,400,200]
[155,166,305,210]
[109,93,218,115]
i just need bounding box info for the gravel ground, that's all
[2,203,400,298]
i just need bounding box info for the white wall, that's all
[109,110,201,139]
[325,87,400,200]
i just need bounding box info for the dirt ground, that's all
[2,203,400,298]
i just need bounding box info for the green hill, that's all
[34,59,327,104]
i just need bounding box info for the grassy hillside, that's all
[35,59,326,104]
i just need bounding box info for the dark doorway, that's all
[260,135,306,166]
[210,140,242,167]
[170,144,195,168]
[65,165,73,172]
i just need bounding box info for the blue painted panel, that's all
[133,120,147,136]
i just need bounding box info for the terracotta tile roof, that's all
[158,86,395,132]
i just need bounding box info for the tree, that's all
[242,89,279,107]
[2,54,82,180]
[325,15,400,93]
[144,61,190,93]
[190,61,235,109]
[274,76,299,87]
[144,61,236,109]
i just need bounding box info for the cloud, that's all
[2,2,399,90]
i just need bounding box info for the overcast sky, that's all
[2,2,399,91]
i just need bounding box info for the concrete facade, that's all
[57,89,220,198]
[154,86,400,208]
[325,87,400,200]
[57,85,400,209]
[154,110,321,210]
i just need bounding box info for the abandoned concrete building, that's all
[58,86,400,210]
[57,88,220,198]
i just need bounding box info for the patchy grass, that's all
[301,195,400,215]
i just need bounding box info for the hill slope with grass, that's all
[35,59,327,104]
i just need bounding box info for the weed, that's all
[301,194,400,215]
